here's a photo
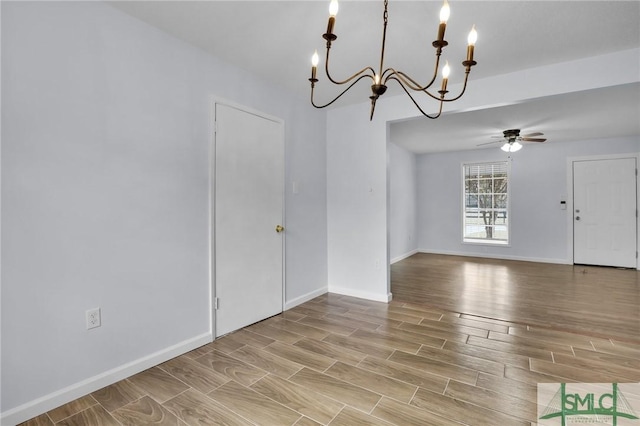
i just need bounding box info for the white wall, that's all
[1,2,327,423]
[326,48,639,304]
[388,143,418,263]
[326,105,390,302]
[416,137,639,263]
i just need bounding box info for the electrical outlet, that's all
[86,307,101,330]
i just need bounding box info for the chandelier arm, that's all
[389,72,443,101]
[440,70,471,102]
[310,74,372,109]
[381,49,442,91]
[324,47,376,85]
[383,68,440,94]
[394,67,440,91]
[387,64,473,102]
[387,76,444,119]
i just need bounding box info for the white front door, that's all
[573,157,637,268]
[214,103,284,337]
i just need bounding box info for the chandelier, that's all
[309,0,477,120]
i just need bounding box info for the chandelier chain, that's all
[383,0,388,24]
[379,0,389,80]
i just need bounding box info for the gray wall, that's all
[416,137,639,262]
[388,143,418,263]
[1,1,327,421]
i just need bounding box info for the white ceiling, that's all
[391,82,640,153]
[108,1,640,153]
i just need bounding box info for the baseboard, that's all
[1,332,212,426]
[417,249,571,265]
[391,249,418,264]
[328,285,392,303]
[284,287,328,310]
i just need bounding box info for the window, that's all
[463,161,509,244]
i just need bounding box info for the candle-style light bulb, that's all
[466,25,477,62]
[311,50,319,80]
[437,0,449,42]
[329,0,339,17]
[442,62,451,79]
[374,74,380,85]
[468,25,477,45]
[326,0,339,36]
[441,61,450,92]
[439,0,450,23]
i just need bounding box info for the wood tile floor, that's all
[21,254,640,426]
[391,253,640,343]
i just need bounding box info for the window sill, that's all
[462,239,509,246]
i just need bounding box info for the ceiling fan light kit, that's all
[308,0,478,121]
[501,141,522,152]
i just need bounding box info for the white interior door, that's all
[573,157,637,268]
[215,103,284,337]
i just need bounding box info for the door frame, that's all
[209,97,286,339]
[566,153,639,269]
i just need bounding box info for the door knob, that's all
[575,216,580,221]
[275,225,285,233]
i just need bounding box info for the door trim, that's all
[566,153,639,269]
[209,97,286,339]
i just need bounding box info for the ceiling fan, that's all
[478,129,547,152]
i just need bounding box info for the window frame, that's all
[461,160,511,246]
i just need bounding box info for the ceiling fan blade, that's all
[477,141,502,146]
[490,135,504,139]
[521,137,547,143]
[522,132,543,137]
